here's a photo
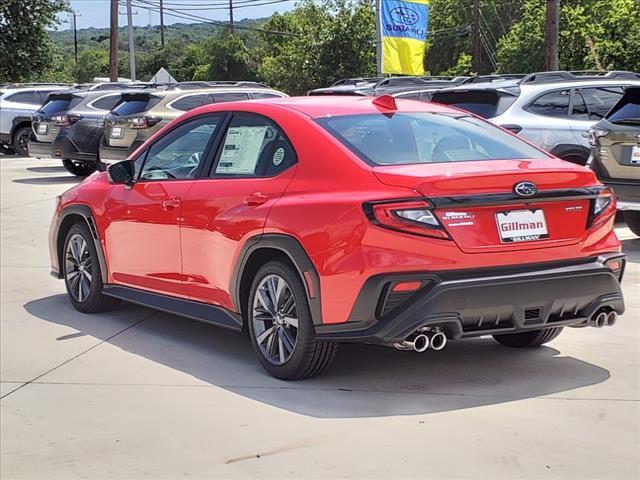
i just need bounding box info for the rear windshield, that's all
[111,95,158,116]
[317,113,546,165]
[39,96,81,114]
[606,89,640,124]
[431,90,517,118]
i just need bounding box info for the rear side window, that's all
[91,95,122,111]
[431,90,516,119]
[317,112,546,166]
[212,92,249,103]
[528,90,570,118]
[213,113,296,177]
[576,87,624,120]
[607,88,640,123]
[171,94,207,111]
[251,91,284,99]
[6,91,42,105]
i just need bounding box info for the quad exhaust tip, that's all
[588,309,617,328]
[430,332,447,351]
[606,311,617,327]
[393,330,448,352]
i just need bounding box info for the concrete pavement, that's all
[1,155,638,479]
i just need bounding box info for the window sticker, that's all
[272,147,285,166]
[216,126,268,174]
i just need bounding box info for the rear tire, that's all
[559,153,588,166]
[248,260,339,380]
[12,126,31,157]
[63,159,97,176]
[493,327,563,348]
[63,223,120,313]
[624,211,640,237]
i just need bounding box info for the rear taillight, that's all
[588,127,609,147]
[587,188,616,228]
[128,116,161,129]
[363,199,450,240]
[52,114,81,126]
[604,257,625,281]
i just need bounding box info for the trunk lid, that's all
[374,159,597,253]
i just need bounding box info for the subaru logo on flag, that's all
[390,7,420,25]
[514,181,537,197]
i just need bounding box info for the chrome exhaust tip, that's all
[606,311,618,327]
[413,334,429,353]
[430,332,447,351]
[595,311,608,328]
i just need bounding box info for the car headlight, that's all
[588,127,609,147]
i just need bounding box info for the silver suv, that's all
[0,84,69,155]
[431,71,640,165]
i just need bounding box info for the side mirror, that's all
[107,160,135,185]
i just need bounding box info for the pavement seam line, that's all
[0,312,155,400]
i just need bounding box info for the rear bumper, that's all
[98,139,141,163]
[53,135,98,164]
[28,140,54,159]
[316,254,626,344]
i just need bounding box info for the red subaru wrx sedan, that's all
[49,95,625,379]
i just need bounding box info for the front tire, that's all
[493,327,563,348]
[248,261,338,380]
[63,223,120,313]
[12,126,31,157]
[62,159,97,176]
[624,211,640,237]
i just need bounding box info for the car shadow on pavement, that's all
[13,176,81,185]
[24,294,611,419]
[26,166,66,174]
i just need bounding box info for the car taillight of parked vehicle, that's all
[52,114,82,126]
[588,127,609,146]
[363,199,451,240]
[128,116,161,129]
[587,188,616,228]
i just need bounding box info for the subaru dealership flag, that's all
[380,0,430,75]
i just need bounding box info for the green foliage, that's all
[0,0,70,82]
[206,34,255,81]
[440,53,474,77]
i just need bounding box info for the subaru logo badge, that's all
[514,181,537,197]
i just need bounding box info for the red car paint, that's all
[50,96,621,328]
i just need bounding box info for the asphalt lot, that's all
[1,155,638,480]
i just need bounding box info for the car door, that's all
[521,88,579,151]
[103,114,225,297]
[180,112,298,309]
[569,86,625,146]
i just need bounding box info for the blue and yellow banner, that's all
[380,0,430,75]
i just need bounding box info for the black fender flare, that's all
[11,116,32,138]
[231,234,323,326]
[550,144,591,165]
[53,205,108,283]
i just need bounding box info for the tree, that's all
[206,34,255,81]
[0,0,70,82]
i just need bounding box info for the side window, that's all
[6,91,42,105]
[171,94,207,112]
[251,91,284,99]
[578,87,624,120]
[395,91,421,100]
[213,113,296,177]
[528,90,570,118]
[139,115,222,181]
[92,95,122,111]
[571,91,589,120]
[212,92,250,103]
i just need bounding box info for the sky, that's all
[58,0,297,30]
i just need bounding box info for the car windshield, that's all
[39,97,78,114]
[606,89,640,124]
[431,90,517,118]
[317,112,547,166]
[111,96,154,116]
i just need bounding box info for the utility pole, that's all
[544,0,560,71]
[126,0,136,81]
[109,0,118,82]
[472,0,482,74]
[72,12,79,64]
[159,0,165,48]
[375,0,382,76]
[229,0,234,34]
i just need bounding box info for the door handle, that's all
[244,192,268,206]
[162,197,181,211]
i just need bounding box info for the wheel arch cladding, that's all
[56,205,108,283]
[232,234,323,329]
[11,117,32,137]
[550,144,591,164]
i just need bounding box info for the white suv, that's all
[0,84,69,156]
[431,71,640,165]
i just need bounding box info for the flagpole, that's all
[375,0,382,76]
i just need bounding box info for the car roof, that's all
[2,85,69,94]
[199,95,460,118]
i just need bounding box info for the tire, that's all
[559,154,588,166]
[12,126,31,157]
[62,159,97,176]
[624,211,640,237]
[493,327,564,348]
[63,223,120,313]
[247,260,339,380]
